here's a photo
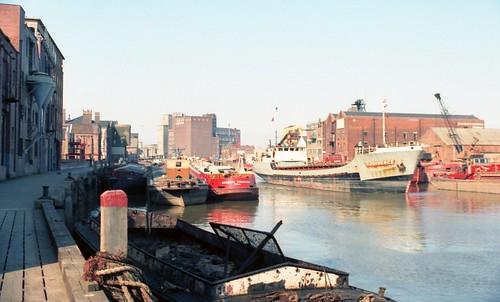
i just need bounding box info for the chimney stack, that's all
[95,112,100,124]
[82,110,92,124]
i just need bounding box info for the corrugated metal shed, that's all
[431,127,500,146]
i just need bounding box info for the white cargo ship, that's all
[253,144,423,193]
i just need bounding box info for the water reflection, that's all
[406,188,500,214]
[175,183,500,302]
[138,199,260,229]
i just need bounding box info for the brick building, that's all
[306,119,324,162]
[323,109,484,162]
[0,4,64,180]
[142,144,159,159]
[128,133,140,162]
[156,114,170,159]
[216,127,241,147]
[63,110,101,161]
[63,110,135,164]
[420,128,500,162]
[167,113,218,158]
[0,26,20,180]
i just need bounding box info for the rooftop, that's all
[430,127,500,146]
[342,111,479,120]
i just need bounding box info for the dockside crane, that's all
[434,93,464,155]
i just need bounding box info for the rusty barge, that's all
[75,208,394,301]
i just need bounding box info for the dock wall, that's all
[38,169,108,301]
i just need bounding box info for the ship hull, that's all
[190,167,259,201]
[257,174,411,193]
[148,184,209,207]
[209,186,259,201]
[430,177,500,194]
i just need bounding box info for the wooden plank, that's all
[24,210,47,302]
[24,267,46,302]
[0,211,15,275]
[0,211,7,232]
[42,263,70,302]
[34,210,69,302]
[34,210,57,264]
[0,211,16,301]
[0,210,24,302]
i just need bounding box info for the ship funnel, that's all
[27,72,55,108]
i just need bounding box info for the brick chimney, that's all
[82,110,92,124]
[95,112,100,124]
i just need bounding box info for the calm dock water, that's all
[151,181,500,302]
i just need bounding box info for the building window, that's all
[413,132,418,141]
[18,139,23,156]
[403,132,408,140]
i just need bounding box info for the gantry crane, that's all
[434,93,464,155]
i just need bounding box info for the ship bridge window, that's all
[284,148,289,151]
[176,161,182,167]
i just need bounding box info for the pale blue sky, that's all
[7,0,500,147]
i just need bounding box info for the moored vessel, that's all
[190,160,259,201]
[75,208,395,302]
[149,158,209,206]
[428,156,500,194]
[253,144,423,193]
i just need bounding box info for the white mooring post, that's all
[100,190,128,257]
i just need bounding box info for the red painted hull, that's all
[425,162,500,180]
[190,167,259,201]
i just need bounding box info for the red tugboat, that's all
[190,160,259,201]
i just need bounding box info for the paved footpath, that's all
[0,168,92,302]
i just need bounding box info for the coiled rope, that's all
[83,251,155,302]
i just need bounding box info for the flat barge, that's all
[75,209,394,301]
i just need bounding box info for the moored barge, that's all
[190,160,259,201]
[149,159,209,206]
[428,156,500,194]
[75,209,394,302]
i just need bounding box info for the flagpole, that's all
[274,107,278,146]
[382,99,387,146]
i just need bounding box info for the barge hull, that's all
[430,178,500,194]
[209,187,259,201]
[74,216,393,302]
[148,185,209,206]
[257,174,411,193]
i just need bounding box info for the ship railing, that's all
[355,141,422,154]
[355,145,377,154]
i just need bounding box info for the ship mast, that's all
[382,99,387,146]
[273,106,278,146]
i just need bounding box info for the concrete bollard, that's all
[378,287,386,297]
[42,185,50,198]
[100,190,128,257]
